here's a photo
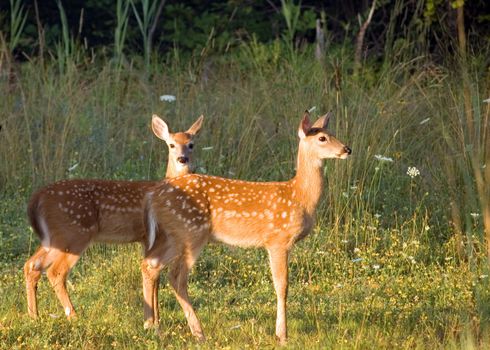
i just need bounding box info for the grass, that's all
[1,41,490,348]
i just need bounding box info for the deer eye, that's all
[169,144,175,148]
[319,136,327,142]
[189,143,194,149]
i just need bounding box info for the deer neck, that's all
[165,161,189,178]
[291,145,324,216]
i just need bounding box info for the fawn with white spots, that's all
[24,114,204,320]
[142,111,351,344]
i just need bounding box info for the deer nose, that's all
[344,146,352,155]
[177,157,189,164]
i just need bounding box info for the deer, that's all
[141,111,351,344]
[24,114,204,323]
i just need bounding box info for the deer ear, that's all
[151,114,170,141]
[312,112,332,129]
[186,115,204,136]
[298,110,311,139]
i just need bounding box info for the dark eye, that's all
[169,144,175,148]
[189,143,194,149]
[319,136,327,142]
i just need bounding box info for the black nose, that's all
[344,146,352,155]
[177,157,189,164]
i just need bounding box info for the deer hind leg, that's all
[24,247,50,318]
[141,258,164,329]
[167,245,206,342]
[268,247,289,345]
[45,248,84,319]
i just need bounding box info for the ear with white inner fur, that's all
[186,115,204,136]
[152,115,171,142]
[311,111,332,129]
[298,111,312,139]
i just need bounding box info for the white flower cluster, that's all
[374,154,393,162]
[407,166,420,178]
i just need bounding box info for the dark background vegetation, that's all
[1,0,489,62]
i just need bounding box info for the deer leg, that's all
[268,247,289,345]
[141,258,163,329]
[45,250,82,319]
[24,247,49,318]
[153,274,160,326]
[167,250,205,342]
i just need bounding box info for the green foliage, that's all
[8,0,28,53]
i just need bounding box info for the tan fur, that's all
[24,115,204,320]
[142,111,351,343]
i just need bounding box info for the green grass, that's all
[1,43,489,348]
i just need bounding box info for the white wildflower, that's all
[68,163,79,172]
[470,213,480,219]
[374,154,394,162]
[407,166,420,178]
[159,94,176,102]
[373,264,380,271]
[374,213,381,219]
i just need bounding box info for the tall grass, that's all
[1,22,490,349]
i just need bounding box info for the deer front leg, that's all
[268,247,289,345]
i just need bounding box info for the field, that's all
[1,40,490,349]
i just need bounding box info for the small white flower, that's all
[407,166,420,178]
[408,256,416,264]
[373,264,380,271]
[419,118,431,125]
[425,225,430,231]
[375,167,380,171]
[374,154,394,162]
[159,94,176,102]
[68,163,79,172]
[374,213,381,219]
[470,213,480,218]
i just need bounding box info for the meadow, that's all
[1,36,490,348]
